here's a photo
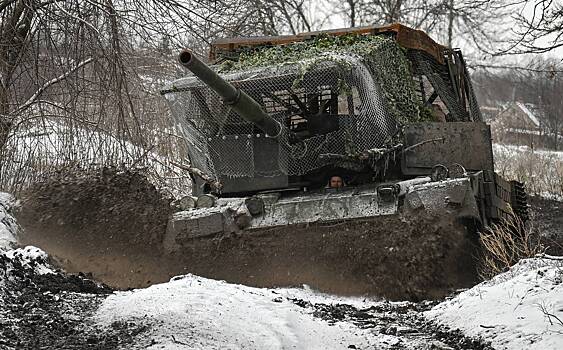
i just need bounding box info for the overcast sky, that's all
[308,0,563,66]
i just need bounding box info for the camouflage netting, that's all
[218,35,429,125]
[161,35,433,181]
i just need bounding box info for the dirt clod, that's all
[0,248,146,349]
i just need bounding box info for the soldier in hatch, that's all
[328,175,344,189]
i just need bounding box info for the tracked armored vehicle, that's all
[161,24,527,300]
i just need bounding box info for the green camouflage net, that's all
[219,34,431,125]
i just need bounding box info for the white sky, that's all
[308,0,563,65]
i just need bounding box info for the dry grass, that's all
[493,143,563,198]
[479,211,545,279]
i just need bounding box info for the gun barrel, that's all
[178,50,281,138]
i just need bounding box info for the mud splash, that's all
[16,168,175,289]
[16,168,480,301]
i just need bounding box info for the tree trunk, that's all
[0,85,11,153]
[347,0,356,27]
[448,0,455,48]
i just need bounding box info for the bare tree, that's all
[504,0,563,54]
[325,0,513,53]
[0,0,281,192]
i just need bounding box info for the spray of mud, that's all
[16,168,177,289]
[16,168,481,301]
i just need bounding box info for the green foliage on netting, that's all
[218,34,432,124]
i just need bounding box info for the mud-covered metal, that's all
[164,176,480,246]
[163,175,483,300]
[159,24,528,300]
[402,122,494,176]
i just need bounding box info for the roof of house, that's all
[515,102,541,127]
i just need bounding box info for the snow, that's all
[0,246,56,290]
[493,143,563,160]
[505,128,563,141]
[516,102,541,127]
[425,257,563,350]
[492,143,563,198]
[94,275,384,349]
[4,118,192,198]
[2,246,55,276]
[0,192,18,251]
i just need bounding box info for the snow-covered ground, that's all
[91,260,563,350]
[0,193,18,251]
[493,143,563,161]
[2,193,563,349]
[492,143,563,199]
[426,257,563,350]
[94,276,381,350]
[2,118,192,198]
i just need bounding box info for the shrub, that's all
[479,210,544,279]
[493,144,563,198]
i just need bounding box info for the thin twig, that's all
[402,137,445,153]
[12,58,94,116]
[168,159,222,192]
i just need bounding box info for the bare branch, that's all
[12,57,94,116]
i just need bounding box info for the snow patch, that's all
[0,246,56,290]
[493,143,563,160]
[94,274,380,349]
[515,102,541,127]
[425,257,563,350]
[0,192,18,251]
[3,246,55,275]
[4,118,192,199]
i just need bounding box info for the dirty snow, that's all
[426,257,563,350]
[2,246,56,276]
[1,246,55,290]
[94,275,379,349]
[3,188,563,348]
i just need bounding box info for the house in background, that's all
[480,105,503,123]
[491,101,561,150]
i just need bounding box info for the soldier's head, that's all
[329,175,344,188]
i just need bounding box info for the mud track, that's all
[17,168,479,301]
[0,248,145,349]
[292,299,494,349]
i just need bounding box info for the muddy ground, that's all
[0,264,494,350]
[0,247,492,350]
[0,249,146,350]
[295,299,494,349]
[6,169,562,349]
[15,169,563,301]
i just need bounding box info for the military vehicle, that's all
[160,23,527,300]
